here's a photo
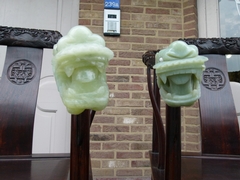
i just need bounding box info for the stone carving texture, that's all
[7,59,36,85]
[143,38,240,69]
[202,67,226,91]
[0,26,62,48]
[180,38,240,55]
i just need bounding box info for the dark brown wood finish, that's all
[0,26,62,155]
[199,54,240,155]
[0,26,71,180]
[71,111,93,180]
[0,47,43,155]
[143,37,240,180]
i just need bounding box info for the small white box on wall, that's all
[103,9,120,36]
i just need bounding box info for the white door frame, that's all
[197,0,220,38]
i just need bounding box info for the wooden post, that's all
[165,105,181,180]
[70,110,92,180]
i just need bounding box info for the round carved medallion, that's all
[7,59,36,85]
[201,67,226,91]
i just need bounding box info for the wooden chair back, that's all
[0,26,62,155]
[181,38,240,156]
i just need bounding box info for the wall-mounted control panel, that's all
[103,9,120,36]
[104,0,120,36]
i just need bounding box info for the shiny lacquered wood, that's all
[150,152,240,180]
[0,155,70,180]
[143,38,240,180]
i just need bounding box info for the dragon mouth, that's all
[157,67,203,107]
[153,40,208,107]
[54,56,109,114]
[154,56,207,107]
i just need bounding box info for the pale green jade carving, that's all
[153,40,208,107]
[52,25,114,114]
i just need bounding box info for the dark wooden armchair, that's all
[0,26,71,179]
[142,38,240,180]
[0,26,95,180]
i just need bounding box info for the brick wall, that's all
[79,0,199,179]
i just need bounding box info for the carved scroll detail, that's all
[180,38,240,55]
[0,26,62,48]
[7,59,36,85]
[201,67,226,91]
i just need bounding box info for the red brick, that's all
[131,160,150,167]
[171,23,183,30]
[92,19,103,26]
[91,151,114,159]
[117,134,143,141]
[146,22,170,29]
[119,51,144,59]
[132,0,156,7]
[119,36,144,43]
[146,8,170,15]
[118,67,144,75]
[90,134,115,141]
[90,142,101,150]
[132,14,156,21]
[118,84,144,91]
[80,4,91,10]
[78,19,91,25]
[131,143,152,150]
[131,126,152,133]
[158,2,181,8]
[93,116,115,124]
[103,125,130,132]
[90,125,102,132]
[132,92,150,99]
[121,6,144,13]
[106,43,131,50]
[107,76,129,82]
[116,169,142,176]
[131,109,153,116]
[106,67,117,74]
[109,92,130,99]
[146,37,170,44]
[116,152,143,159]
[102,142,130,150]
[132,43,158,51]
[116,100,144,107]
[131,76,147,83]
[102,108,130,115]
[109,59,131,66]
[121,21,145,28]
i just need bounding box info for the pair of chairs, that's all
[0,26,240,180]
[143,38,240,179]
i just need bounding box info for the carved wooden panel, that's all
[0,26,62,48]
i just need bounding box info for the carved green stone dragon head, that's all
[153,40,208,107]
[52,26,114,114]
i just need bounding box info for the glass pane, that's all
[219,0,240,37]
[219,0,240,82]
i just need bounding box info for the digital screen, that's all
[108,14,117,19]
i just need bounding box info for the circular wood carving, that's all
[201,67,226,91]
[7,59,36,85]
